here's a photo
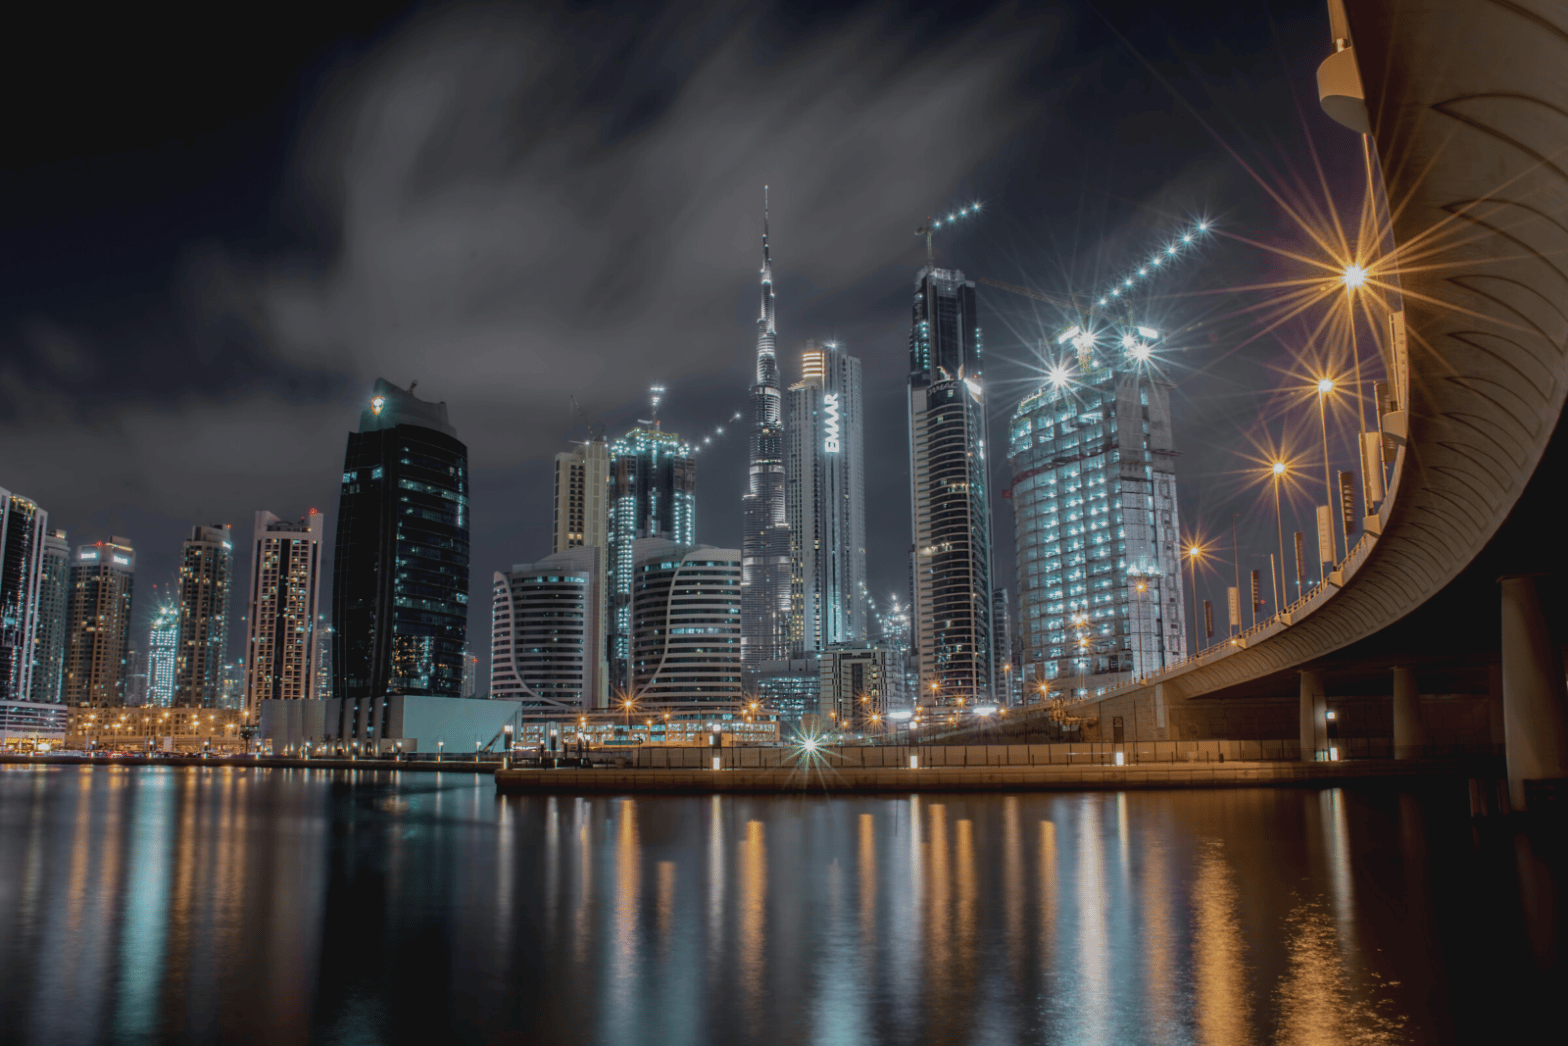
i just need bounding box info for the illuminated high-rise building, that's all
[991,587,1013,706]
[907,266,994,706]
[785,339,866,654]
[0,491,48,701]
[147,598,180,707]
[491,546,605,711]
[607,424,695,686]
[333,379,470,721]
[554,438,609,554]
[244,510,324,713]
[314,619,332,700]
[1007,328,1186,696]
[174,524,233,708]
[630,540,741,705]
[741,190,791,670]
[30,529,70,703]
[64,537,136,707]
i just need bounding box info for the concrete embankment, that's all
[495,758,1488,795]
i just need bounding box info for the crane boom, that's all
[973,276,1081,312]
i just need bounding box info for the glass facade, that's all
[742,190,791,670]
[607,426,695,685]
[29,529,70,704]
[333,379,470,715]
[174,524,233,708]
[755,657,820,723]
[148,601,180,708]
[907,267,994,706]
[1008,345,1186,698]
[0,493,47,701]
[786,340,867,655]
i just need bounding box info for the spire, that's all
[755,186,778,386]
[759,185,775,338]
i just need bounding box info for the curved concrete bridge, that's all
[948,0,1568,807]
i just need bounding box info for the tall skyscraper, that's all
[630,540,741,705]
[607,424,695,687]
[1007,330,1186,695]
[147,598,180,707]
[174,524,233,708]
[123,643,149,707]
[64,537,136,707]
[991,587,1013,706]
[491,546,605,711]
[785,339,867,655]
[30,529,70,703]
[0,491,48,701]
[333,379,470,715]
[741,190,791,670]
[907,265,994,706]
[314,620,333,700]
[553,438,609,554]
[244,510,324,712]
[220,661,245,710]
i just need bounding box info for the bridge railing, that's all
[1053,530,1380,708]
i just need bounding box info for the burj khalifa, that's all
[741,189,791,669]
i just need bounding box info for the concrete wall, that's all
[259,696,519,753]
[628,740,1303,769]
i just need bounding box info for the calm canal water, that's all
[0,764,1560,1044]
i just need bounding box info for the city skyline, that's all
[0,1,1369,703]
[0,5,1562,1044]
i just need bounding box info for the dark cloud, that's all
[1,0,1354,680]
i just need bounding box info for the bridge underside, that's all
[947,0,1568,764]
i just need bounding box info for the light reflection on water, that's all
[0,766,1560,1045]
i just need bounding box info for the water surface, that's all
[0,765,1560,1044]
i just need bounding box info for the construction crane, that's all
[568,395,605,442]
[973,276,1081,312]
[919,205,1213,366]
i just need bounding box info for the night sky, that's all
[2,0,1371,684]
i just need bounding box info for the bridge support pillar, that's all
[1299,670,1327,762]
[1392,666,1427,759]
[1499,576,1568,811]
[1487,661,1505,746]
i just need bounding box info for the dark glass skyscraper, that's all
[173,524,233,708]
[741,189,791,670]
[333,379,470,717]
[29,529,70,703]
[607,425,696,687]
[0,492,47,701]
[907,266,994,706]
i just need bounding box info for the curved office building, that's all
[490,546,603,712]
[630,540,741,705]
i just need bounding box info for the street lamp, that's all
[1316,377,1338,575]
[1185,543,1205,656]
[1272,459,1289,608]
